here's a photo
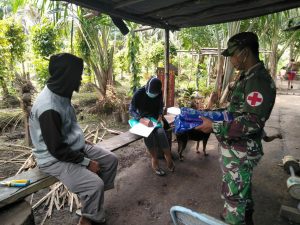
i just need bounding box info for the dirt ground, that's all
[1,80,300,225]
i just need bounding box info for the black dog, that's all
[176,129,211,161]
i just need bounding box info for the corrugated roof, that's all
[57,0,300,29]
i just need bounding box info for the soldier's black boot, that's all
[245,209,254,225]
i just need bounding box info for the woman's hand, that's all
[157,115,162,123]
[139,118,154,127]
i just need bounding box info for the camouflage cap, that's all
[222,32,259,57]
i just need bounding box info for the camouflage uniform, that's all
[212,62,276,224]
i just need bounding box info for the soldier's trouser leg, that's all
[220,146,260,225]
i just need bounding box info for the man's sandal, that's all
[153,167,166,176]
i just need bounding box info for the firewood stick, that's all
[13,116,23,132]
[97,137,104,141]
[33,183,62,209]
[93,129,99,144]
[69,192,74,212]
[0,160,25,163]
[106,128,123,135]
[54,193,60,210]
[59,188,68,198]
[99,130,107,141]
[84,129,97,137]
[0,148,29,152]
[0,152,29,166]
[98,121,122,135]
[30,193,34,205]
[85,134,94,140]
[2,143,32,150]
[100,119,106,126]
[45,194,51,207]
[47,191,55,217]
[40,210,49,225]
[2,115,20,132]
[83,125,89,133]
[61,195,67,208]
[16,154,33,175]
[84,130,93,138]
[74,194,81,208]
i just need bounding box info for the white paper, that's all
[129,123,156,137]
[167,107,181,115]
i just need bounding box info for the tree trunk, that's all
[289,44,294,61]
[15,75,34,146]
[214,28,224,96]
[221,21,241,93]
[0,76,10,99]
[222,59,235,92]
[196,54,204,90]
[269,37,278,79]
[206,55,212,87]
[178,52,181,77]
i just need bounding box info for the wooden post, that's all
[164,29,170,110]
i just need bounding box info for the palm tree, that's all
[75,11,114,98]
[258,9,300,78]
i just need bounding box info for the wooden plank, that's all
[0,167,57,209]
[0,200,34,225]
[280,205,300,223]
[97,131,142,152]
[0,131,142,209]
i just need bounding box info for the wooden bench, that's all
[95,131,141,151]
[0,115,175,224]
[0,131,141,225]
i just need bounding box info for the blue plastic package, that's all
[174,107,233,134]
[174,115,203,134]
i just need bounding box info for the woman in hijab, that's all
[129,77,175,176]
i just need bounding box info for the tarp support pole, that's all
[164,28,170,110]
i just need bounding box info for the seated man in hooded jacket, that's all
[29,53,118,225]
[129,77,175,176]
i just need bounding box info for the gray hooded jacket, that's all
[29,53,90,166]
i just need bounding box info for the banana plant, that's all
[126,22,141,94]
[32,2,116,98]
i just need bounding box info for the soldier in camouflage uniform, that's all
[196,32,276,225]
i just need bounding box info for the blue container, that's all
[174,107,233,134]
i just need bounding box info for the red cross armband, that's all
[246,91,263,107]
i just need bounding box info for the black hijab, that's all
[47,53,84,98]
[145,77,162,94]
